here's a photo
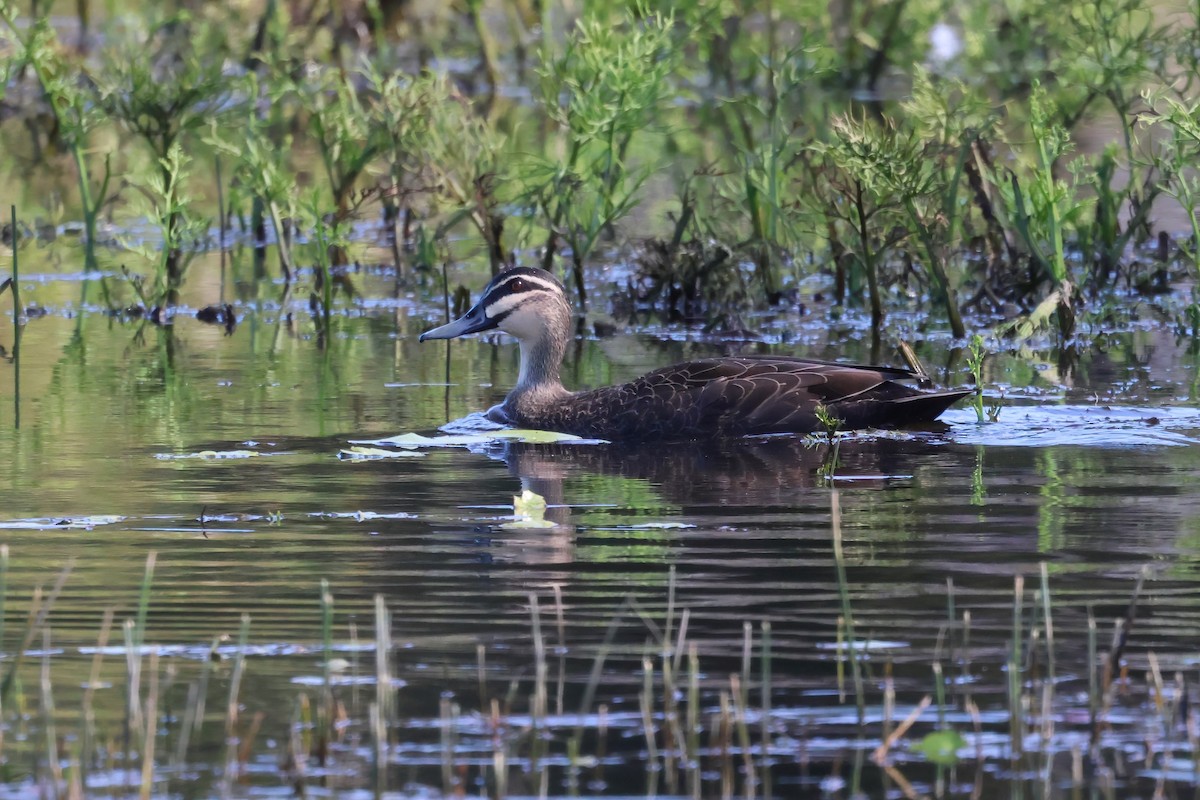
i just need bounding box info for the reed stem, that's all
[8,207,17,430]
[831,490,865,723]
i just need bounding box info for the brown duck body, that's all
[490,355,972,441]
[420,266,971,442]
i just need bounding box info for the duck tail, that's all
[894,389,975,422]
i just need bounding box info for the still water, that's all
[1,254,1200,798]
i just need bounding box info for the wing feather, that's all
[560,357,960,439]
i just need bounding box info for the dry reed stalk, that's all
[140,651,158,800]
[640,655,659,766]
[80,606,113,790]
[41,627,64,793]
[553,583,566,716]
[477,643,488,712]
[760,620,772,798]
[729,673,756,799]
[882,762,921,800]
[718,691,733,798]
[871,695,932,763]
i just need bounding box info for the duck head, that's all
[419,267,571,344]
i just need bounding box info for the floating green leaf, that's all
[501,489,556,529]
[911,729,966,765]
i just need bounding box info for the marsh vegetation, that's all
[0,0,1196,340]
[0,0,1199,798]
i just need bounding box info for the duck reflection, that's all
[491,431,959,527]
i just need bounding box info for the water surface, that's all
[1,253,1199,798]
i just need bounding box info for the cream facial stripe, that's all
[483,292,529,319]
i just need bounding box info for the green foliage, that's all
[966,335,987,424]
[0,0,1194,339]
[527,4,677,307]
[284,63,381,212]
[204,79,298,282]
[1148,94,1200,277]
[1025,82,1075,287]
[987,83,1092,338]
[93,11,231,304]
[299,189,354,343]
[0,2,111,271]
[817,109,966,337]
[1146,93,1200,333]
[93,13,231,159]
[122,143,209,308]
[965,334,1001,423]
[806,403,842,485]
[417,75,508,271]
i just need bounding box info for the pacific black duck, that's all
[419,267,972,441]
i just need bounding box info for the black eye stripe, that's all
[483,277,555,304]
[499,275,550,292]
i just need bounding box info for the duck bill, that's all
[418,302,496,341]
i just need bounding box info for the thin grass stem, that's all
[831,490,865,723]
[140,651,158,800]
[134,553,156,651]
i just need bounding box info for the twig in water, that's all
[872,695,932,763]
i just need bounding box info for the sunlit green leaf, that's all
[501,489,557,529]
[911,729,966,765]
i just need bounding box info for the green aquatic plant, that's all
[121,143,210,311]
[714,35,833,304]
[420,75,509,274]
[0,0,1194,339]
[1081,144,1159,286]
[992,82,1090,339]
[528,4,677,308]
[1146,94,1200,334]
[819,112,967,338]
[829,491,865,724]
[1149,95,1200,274]
[93,11,232,305]
[807,402,842,485]
[0,3,111,273]
[290,63,382,217]
[299,189,353,345]
[204,77,298,284]
[363,63,509,277]
[669,9,823,308]
[362,65,437,278]
[812,141,897,329]
[965,334,991,424]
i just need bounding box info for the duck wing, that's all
[597,358,963,438]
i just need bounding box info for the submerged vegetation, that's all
[0,0,1194,340]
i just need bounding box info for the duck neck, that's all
[515,332,568,398]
